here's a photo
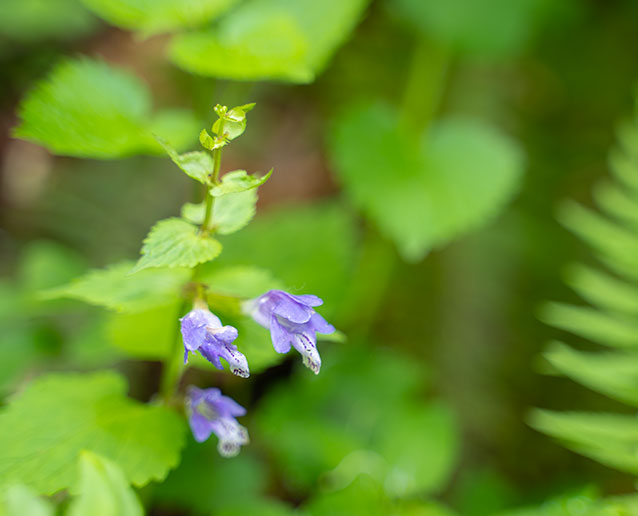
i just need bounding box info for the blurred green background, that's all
[3,0,638,514]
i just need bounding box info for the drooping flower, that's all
[186,386,249,457]
[243,290,335,374]
[180,304,249,378]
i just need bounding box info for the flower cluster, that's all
[182,289,334,455]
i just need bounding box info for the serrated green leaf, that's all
[0,371,186,494]
[169,0,368,83]
[529,410,638,476]
[13,58,196,158]
[539,302,638,349]
[156,137,213,184]
[132,218,222,273]
[0,485,54,516]
[330,103,524,261]
[80,0,238,35]
[43,261,188,312]
[210,169,272,197]
[180,191,257,235]
[67,451,143,516]
[213,190,258,234]
[544,342,638,406]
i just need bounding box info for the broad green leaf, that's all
[182,190,259,235]
[132,218,222,273]
[539,302,638,349]
[80,0,237,35]
[0,371,186,494]
[43,261,188,312]
[330,103,523,261]
[213,202,357,320]
[210,169,273,197]
[0,485,54,516]
[14,58,198,158]
[67,451,143,516]
[564,264,638,316]
[529,410,638,476]
[543,342,638,407]
[0,0,95,45]
[392,0,557,58]
[156,137,214,184]
[169,0,369,83]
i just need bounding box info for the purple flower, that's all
[180,305,249,378]
[243,290,335,374]
[186,386,249,457]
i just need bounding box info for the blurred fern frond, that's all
[531,110,638,475]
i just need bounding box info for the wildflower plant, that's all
[0,101,336,511]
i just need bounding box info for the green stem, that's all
[201,123,224,235]
[160,118,229,403]
[399,37,450,135]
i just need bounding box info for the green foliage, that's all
[543,342,638,407]
[214,202,358,320]
[182,190,259,235]
[0,371,186,494]
[530,410,638,477]
[157,137,214,185]
[43,261,188,312]
[154,438,276,514]
[169,0,369,82]
[0,485,54,516]
[14,58,198,158]
[496,490,638,516]
[80,0,238,35]
[330,102,524,261]
[254,344,459,496]
[392,0,556,58]
[132,218,222,273]
[0,0,95,45]
[67,452,143,516]
[536,108,638,476]
[210,169,273,197]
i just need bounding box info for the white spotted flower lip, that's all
[180,305,249,378]
[243,290,335,374]
[186,386,249,457]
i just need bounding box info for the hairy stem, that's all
[201,121,225,235]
